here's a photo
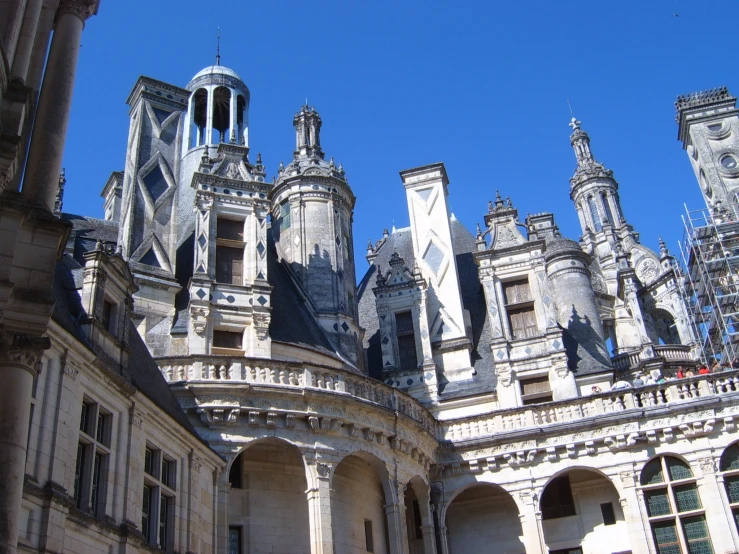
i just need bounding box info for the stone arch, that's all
[228,437,311,554]
[404,475,434,554]
[444,482,523,554]
[211,85,231,142]
[540,467,631,554]
[332,450,392,554]
[190,87,208,148]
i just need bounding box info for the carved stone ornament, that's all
[698,457,717,475]
[129,408,144,429]
[57,0,97,21]
[495,365,513,387]
[0,332,49,374]
[253,313,270,340]
[316,463,331,478]
[619,471,637,488]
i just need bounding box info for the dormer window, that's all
[503,279,537,340]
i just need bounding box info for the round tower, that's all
[269,105,363,369]
[544,237,612,374]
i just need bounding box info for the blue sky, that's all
[63,0,739,280]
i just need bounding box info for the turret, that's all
[269,105,362,369]
[569,117,627,237]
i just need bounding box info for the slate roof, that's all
[357,220,497,398]
[61,213,119,265]
[267,231,341,360]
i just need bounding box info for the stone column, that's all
[304,456,334,554]
[228,88,236,143]
[697,457,738,554]
[615,471,651,554]
[385,482,409,554]
[205,87,214,144]
[0,332,48,554]
[21,0,96,212]
[516,491,545,554]
[11,0,44,83]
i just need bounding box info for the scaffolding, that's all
[678,203,739,366]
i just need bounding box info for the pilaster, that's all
[304,454,334,554]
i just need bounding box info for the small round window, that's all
[721,155,738,169]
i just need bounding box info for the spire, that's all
[293,105,324,159]
[569,116,595,166]
[215,27,221,65]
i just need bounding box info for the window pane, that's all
[642,458,665,485]
[159,495,170,550]
[721,444,739,471]
[645,489,672,517]
[503,279,532,305]
[145,448,155,477]
[508,306,537,339]
[74,443,87,508]
[96,413,108,445]
[80,401,92,434]
[674,484,701,512]
[726,477,739,504]
[652,521,680,554]
[142,485,153,539]
[682,516,714,554]
[229,527,242,554]
[667,457,693,481]
[216,246,244,284]
[91,452,104,516]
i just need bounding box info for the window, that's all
[601,502,617,525]
[216,217,245,285]
[503,279,537,340]
[364,520,374,552]
[412,500,423,540]
[213,330,243,352]
[640,456,713,554]
[229,527,242,554]
[541,475,576,519]
[101,300,114,334]
[279,200,290,231]
[550,549,583,554]
[142,446,176,552]
[720,443,739,537]
[588,195,603,232]
[520,375,552,405]
[74,399,111,517]
[601,192,615,226]
[343,232,350,260]
[395,311,418,371]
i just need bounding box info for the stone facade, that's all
[4,1,739,551]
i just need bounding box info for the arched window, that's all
[640,456,713,554]
[601,192,615,226]
[587,195,602,232]
[720,443,739,534]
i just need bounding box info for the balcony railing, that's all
[439,370,739,443]
[157,356,436,434]
[611,344,694,371]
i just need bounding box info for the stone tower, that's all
[269,105,363,369]
[675,87,739,211]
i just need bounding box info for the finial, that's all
[495,190,504,208]
[367,239,374,253]
[658,236,670,257]
[569,116,581,131]
[476,223,483,239]
[506,196,512,208]
[216,27,221,65]
[278,160,284,174]
[329,156,335,168]
[256,152,262,165]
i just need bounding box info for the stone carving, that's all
[129,408,144,429]
[698,457,717,474]
[505,450,537,467]
[316,463,331,478]
[619,471,637,487]
[636,257,659,285]
[57,0,98,21]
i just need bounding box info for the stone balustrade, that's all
[440,370,739,443]
[157,356,739,446]
[610,344,693,371]
[157,356,436,434]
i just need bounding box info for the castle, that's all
[3,3,739,554]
